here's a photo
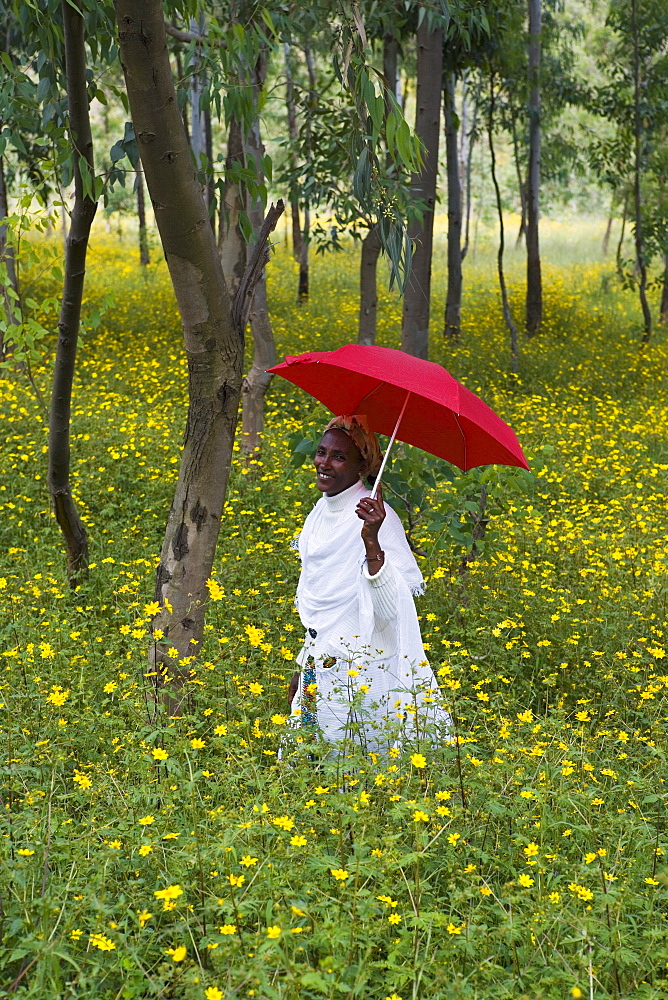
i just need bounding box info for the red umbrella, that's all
[268,344,528,493]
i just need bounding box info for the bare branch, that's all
[232,200,285,334]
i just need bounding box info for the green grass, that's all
[0,228,667,999]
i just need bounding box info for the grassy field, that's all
[1,225,667,999]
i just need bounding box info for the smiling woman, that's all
[287,414,450,752]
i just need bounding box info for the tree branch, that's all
[232,199,285,334]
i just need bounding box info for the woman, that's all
[287,414,450,751]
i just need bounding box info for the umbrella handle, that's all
[370,391,410,500]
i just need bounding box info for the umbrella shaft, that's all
[370,391,410,500]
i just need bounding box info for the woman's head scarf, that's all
[323,414,383,479]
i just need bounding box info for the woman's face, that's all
[314,429,368,496]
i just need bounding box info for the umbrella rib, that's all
[453,412,467,469]
[350,380,385,412]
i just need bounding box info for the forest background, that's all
[1,0,668,998]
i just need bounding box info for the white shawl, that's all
[294,481,429,679]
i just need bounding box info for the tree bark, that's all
[660,255,668,326]
[488,74,519,375]
[0,155,19,357]
[461,77,480,262]
[631,0,652,345]
[48,0,97,586]
[241,52,276,456]
[401,19,443,359]
[511,110,527,247]
[284,42,302,262]
[115,0,243,688]
[298,207,309,301]
[136,163,150,266]
[443,70,462,340]
[526,0,542,336]
[218,117,246,299]
[297,42,317,303]
[358,226,381,345]
[356,31,397,346]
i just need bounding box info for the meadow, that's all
[1,218,667,999]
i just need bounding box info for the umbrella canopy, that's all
[268,344,529,472]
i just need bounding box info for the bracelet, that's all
[366,550,385,563]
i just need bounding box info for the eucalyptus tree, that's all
[525,0,542,336]
[590,0,668,343]
[400,10,443,359]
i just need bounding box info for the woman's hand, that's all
[356,486,386,575]
[288,671,300,706]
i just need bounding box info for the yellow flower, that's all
[480,886,493,896]
[154,884,183,900]
[388,913,402,925]
[271,714,287,724]
[206,578,224,601]
[385,994,403,1000]
[138,815,155,825]
[524,842,539,857]
[143,601,160,618]
[205,988,224,1000]
[151,747,168,760]
[245,625,265,647]
[137,910,152,927]
[240,855,258,867]
[572,989,584,999]
[518,874,534,887]
[228,874,245,887]
[410,753,427,769]
[166,945,187,962]
[273,816,294,831]
[47,686,69,706]
[219,924,236,935]
[446,922,464,934]
[290,835,307,847]
[214,724,227,736]
[89,933,115,951]
[330,868,350,881]
[413,810,429,822]
[103,681,117,693]
[190,737,205,749]
[138,845,152,857]
[266,925,282,939]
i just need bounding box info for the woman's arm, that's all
[356,487,386,576]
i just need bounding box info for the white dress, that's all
[289,480,450,750]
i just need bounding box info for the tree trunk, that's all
[461,77,480,262]
[0,155,19,357]
[631,0,652,345]
[48,0,97,586]
[284,42,302,262]
[358,226,381,345]
[660,255,668,326]
[526,0,542,336]
[298,207,309,301]
[401,20,443,359]
[297,42,317,303]
[511,110,527,247]
[356,31,397,346]
[136,163,150,266]
[488,74,519,375]
[218,117,246,299]
[204,101,215,238]
[616,190,628,279]
[241,52,276,456]
[443,70,462,340]
[114,0,243,688]
[602,194,615,256]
